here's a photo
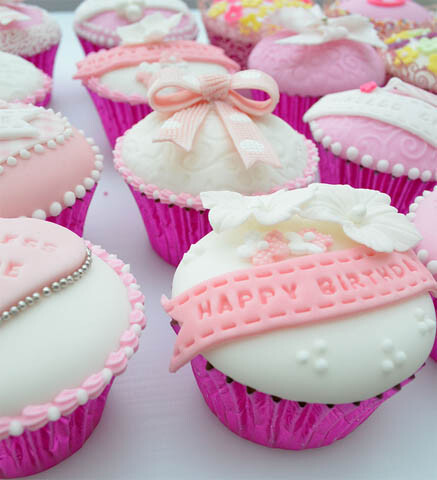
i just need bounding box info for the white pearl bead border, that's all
[309,120,437,182]
[0,249,92,325]
[407,185,437,277]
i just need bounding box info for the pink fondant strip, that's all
[163,247,437,372]
[149,69,281,169]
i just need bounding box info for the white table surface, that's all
[32,11,437,480]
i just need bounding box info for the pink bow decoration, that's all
[148,69,282,169]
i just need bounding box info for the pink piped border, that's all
[0,242,146,441]
[87,76,149,105]
[11,72,52,107]
[113,135,320,210]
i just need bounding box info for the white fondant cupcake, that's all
[0,218,145,478]
[0,51,52,106]
[163,184,436,450]
[114,69,319,266]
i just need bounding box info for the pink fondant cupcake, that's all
[0,51,52,106]
[304,78,437,213]
[114,69,319,266]
[74,13,239,147]
[0,101,103,236]
[408,187,437,360]
[325,0,433,38]
[163,184,436,450]
[0,1,61,77]
[199,0,314,69]
[248,6,386,138]
[74,0,198,55]
[384,28,437,93]
[0,218,145,478]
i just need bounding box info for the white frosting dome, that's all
[0,52,45,102]
[121,110,310,195]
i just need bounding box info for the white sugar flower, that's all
[237,232,269,259]
[287,231,326,256]
[200,189,315,234]
[301,184,421,252]
[117,12,182,45]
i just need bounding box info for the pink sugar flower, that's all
[225,5,243,25]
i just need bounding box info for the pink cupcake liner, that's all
[430,296,437,361]
[77,35,104,56]
[47,185,97,237]
[318,149,436,214]
[23,44,59,78]
[252,90,320,139]
[170,322,417,450]
[87,89,152,148]
[130,187,211,267]
[0,381,113,479]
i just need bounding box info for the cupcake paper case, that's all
[326,0,434,38]
[75,13,240,147]
[200,0,314,69]
[0,218,145,478]
[0,102,103,237]
[384,28,437,94]
[248,5,386,138]
[408,187,437,361]
[74,0,198,55]
[0,51,52,107]
[163,185,436,450]
[114,69,319,266]
[304,78,437,213]
[0,1,61,77]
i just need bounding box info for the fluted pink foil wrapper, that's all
[252,90,320,140]
[318,149,437,214]
[130,187,211,266]
[170,323,417,450]
[77,35,105,56]
[430,297,437,361]
[47,185,97,237]
[0,382,113,478]
[23,44,59,78]
[87,89,153,148]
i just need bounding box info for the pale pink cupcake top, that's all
[0,218,145,440]
[0,1,61,57]
[326,0,433,36]
[248,6,386,97]
[74,0,198,48]
[304,78,437,181]
[0,102,103,220]
[409,187,437,278]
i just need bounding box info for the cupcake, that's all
[408,187,437,360]
[384,28,437,93]
[325,0,434,38]
[74,13,240,147]
[163,184,436,450]
[0,218,145,478]
[304,77,437,213]
[74,0,198,55]
[0,1,61,77]
[0,51,52,106]
[114,69,319,266]
[0,101,103,237]
[248,5,386,138]
[199,0,314,69]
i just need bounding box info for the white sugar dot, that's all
[19,149,31,159]
[48,406,61,422]
[163,119,182,129]
[47,140,57,149]
[392,163,405,177]
[49,202,62,217]
[102,368,113,384]
[240,139,265,154]
[91,170,100,181]
[314,358,328,373]
[34,144,44,153]
[331,142,342,155]
[322,136,332,148]
[381,359,394,373]
[75,185,86,198]
[313,129,324,141]
[376,160,389,172]
[76,389,89,405]
[95,160,104,171]
[361,155,373,168]
[381,339,394,353]
[418,321,428,334]
[7,156,17,166]
[314,339,327,354]
[84,177,95,190]
[124,346,134,359]
[240,70,261,79]
[415,308,425,320]
[421,170,432,182]
[417,249,429,262]
[32,209,46,220]
[229,113,251,123]
[394,351,407,366]
[346,146,359,161]
[426,317,435,329]
[296,350,310,364]
[9,420,23,437]
[427,260,437,275]
[64,191,76,207]
[408,168,420,180]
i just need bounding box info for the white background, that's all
[31,11,437,480]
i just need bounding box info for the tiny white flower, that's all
[237,232,268,259]
[301,184,422,252]
[286,232,325,256]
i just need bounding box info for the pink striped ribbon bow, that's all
[148,69,282,169]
